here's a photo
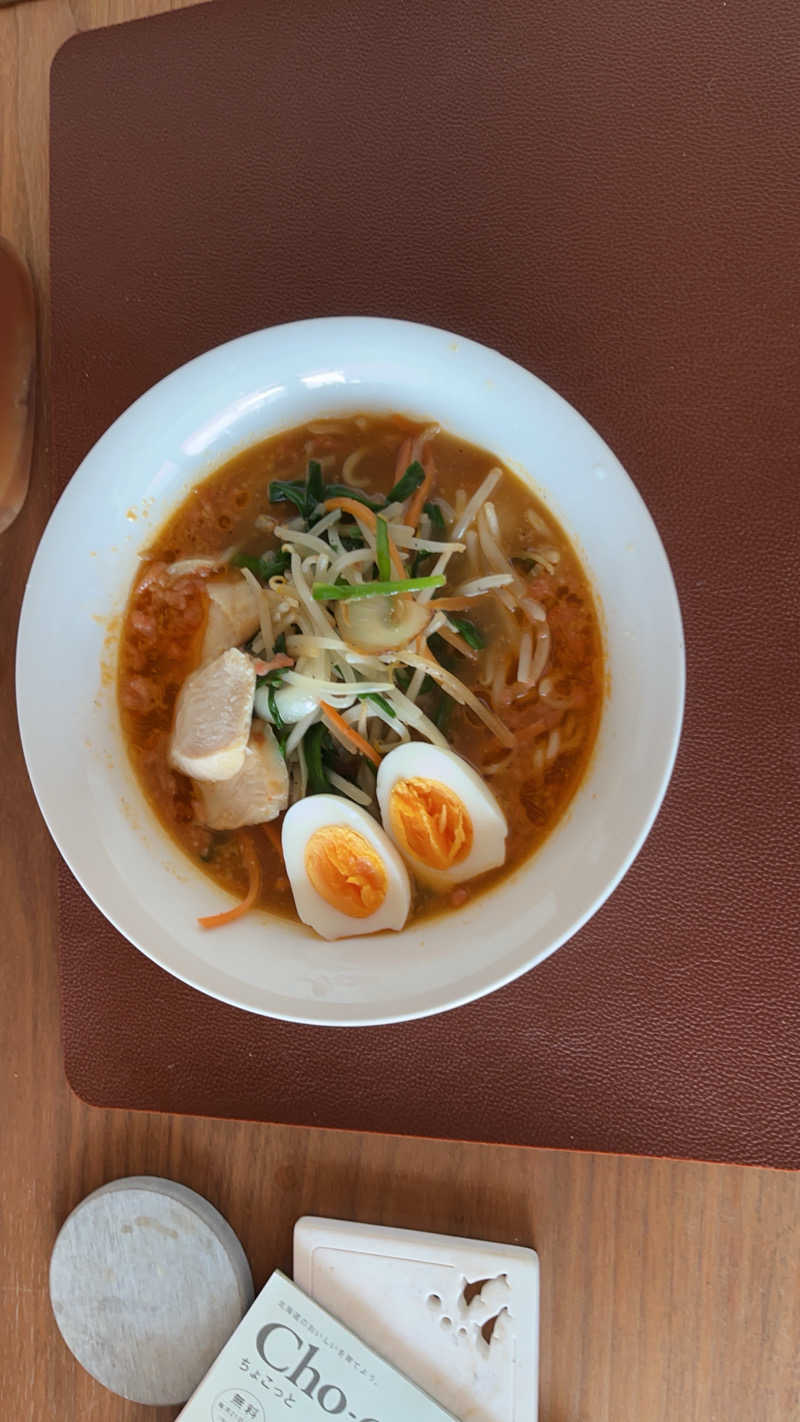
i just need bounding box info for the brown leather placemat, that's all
[50,0,800,1166]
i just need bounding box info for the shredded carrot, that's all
[427,595,485,612]
[323,498,405,578]
[435,624,478,661]
[404,449,434,529]
[197,833,261,929]
[261,818,284,859]
[251,653,294,675]
[319,700,381,767]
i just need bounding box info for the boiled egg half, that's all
[281,795,411,940]
[376,743,507,890]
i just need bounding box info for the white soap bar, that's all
[293,1218,539,1422]
[177,1269,458,1421]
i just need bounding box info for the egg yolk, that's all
[389,777,473,870]
[304,826,388,919]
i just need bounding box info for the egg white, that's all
[376,743,508,890]
[282,794,411,940]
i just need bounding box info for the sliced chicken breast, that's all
[202,573,259,662]
[169,647,255,782]
[198,725,289,829]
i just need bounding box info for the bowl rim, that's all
[17,315,685,1025]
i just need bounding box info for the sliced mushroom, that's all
[335,594,431,654]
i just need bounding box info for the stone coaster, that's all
[49,1176,254,1405]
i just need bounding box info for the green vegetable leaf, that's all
[304,723,331,794]
[427,634,456,671]
[260,549,291,581]
[447,614,486,650]
[433,690,454,733]
[268,479,308,515]
[231,548,291,582]
[395,665,437,697]
[274,631,287,656]
[305,460,324,516]
[375,516,391,582]
[358,691,396,719]
[312,574,445,601]
[229,552,264,577]
[386,460,425,504]
[424,500,446,534]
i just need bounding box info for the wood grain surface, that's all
[1,3,799,1420]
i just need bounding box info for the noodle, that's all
[457,572,514,597]
[451,468,502,540]
[327,770,373,806]
[285,707,320,757]
[277,526,335,558]
[239,565,273,658]
[398,651,516,748]
[529,624,551,685]
[477,504,522,588]
[518,629,533,684]
[119,411,602,932]
[308,508,343,538]
[290,550,335,638]
[340,447,371,487]
[520,596,547,624]
[387,686,449,747]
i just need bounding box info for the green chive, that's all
[267,684,285,729]
[447,614,486,650]
[358,691,396,718]
[304,723,331,794]
[375,515,391,582]
[386,459,425,504]
[274,631,287,656]
[312,575,445,601]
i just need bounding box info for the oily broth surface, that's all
[118,415,603,925]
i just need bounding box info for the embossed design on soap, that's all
[426,1274,513,1360]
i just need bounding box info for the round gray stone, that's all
[49,1176,254,1405]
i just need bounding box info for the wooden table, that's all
[1,3,799,1418]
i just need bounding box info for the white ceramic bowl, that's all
[17,317,684,1025]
